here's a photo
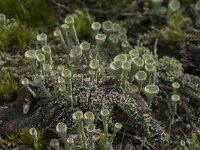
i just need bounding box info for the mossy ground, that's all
[0,72,18,102]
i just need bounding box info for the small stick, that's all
[182,100,200,136]
[119,130,125,150]
[119,131,158,150]
[49,0,73,13]
[153,38,158,83]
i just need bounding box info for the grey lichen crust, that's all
[108,90,163,145]
[25,76,163,144]
[158,56,184,82]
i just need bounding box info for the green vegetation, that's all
[154,11,192,43]
[0,128,46,150]
[72,10,94,38]
[0,17,34,53]
[0,0,56,28]
[6,22,34,52]
[0,28,8,51]
[0,72,18,101]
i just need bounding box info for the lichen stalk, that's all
[54,29,68,52]
[43,64,58,95]
[100,109,110,150]
[34,75,52,99]
[61,24,71,50]
[61,69,73,109]
[56,122,70,150]
[21,78,37,98]
[65,16,79,45]
[87,124,95,150]
[25,50,39,74]
[72,111,87,149]
[107,123,122,150]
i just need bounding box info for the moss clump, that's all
[0,28,8,50]
[4,128,46,149]
[0,21,34,53]
[0,72,18,101]
[154,11,192,43]
[72,10,94,38]
[7,22,34,53]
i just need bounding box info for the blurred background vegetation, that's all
[0,0,56,28]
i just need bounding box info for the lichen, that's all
[21,76,163,147]
[158,56,184,82]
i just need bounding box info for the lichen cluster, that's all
[158,56,184,82]
[16,13,165,149]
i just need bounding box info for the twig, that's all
[84,8,144,19]
[119,130,125,150]
[191,121,200,136]
[153,38,158,83]
[115,12,143,18]
[49,0,73,13]
[182,100,200,136]
[180,86,200,102]
[167,117,174,145]
[178,128,188,140]
[48,1,143,18]
[119,131,158,150]
[83,8,109,14]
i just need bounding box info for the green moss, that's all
[96,132,106,149]
[0,72,18,101]
[7,22,34,53]
[154,11,192,43]
[7,128,46,149]
[0,28,8,51]
[0,21,34,53]
[72,10,94,38]
[0,0,56,28]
